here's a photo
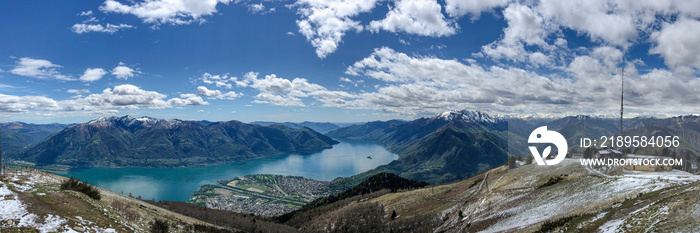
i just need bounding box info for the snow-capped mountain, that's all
[432,110,504,124]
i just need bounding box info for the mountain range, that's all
[1,122,67,153]
[7,116,338,168]
[250,121,343,134]
[3,111,699,179]
[327,110,512,184]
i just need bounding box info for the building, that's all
[622,154,672,172]
[595,149,623,159]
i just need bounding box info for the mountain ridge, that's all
[10,115,339,168]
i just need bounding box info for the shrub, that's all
[60,177,101,200]
[150,219,169,233]
[111,200,140,222]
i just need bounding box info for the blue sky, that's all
[1,0,700,124]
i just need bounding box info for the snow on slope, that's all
[431,159,700,232]
[1,171,119,232]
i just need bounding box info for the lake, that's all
[59,139,398,202]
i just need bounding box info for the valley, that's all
[189,174,344,216]
[2,112,700,232]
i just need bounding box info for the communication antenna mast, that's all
[1,126,3,176]
[620,66,624,136]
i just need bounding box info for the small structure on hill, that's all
[596,149,623,159]
[622,154,672,172]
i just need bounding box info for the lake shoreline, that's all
[53,139,399,202]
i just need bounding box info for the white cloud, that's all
[339,77,352,82]
[481,4,553,63]
[79,68,107,82]
[99,0,232,25]
[111,62,140,80]
[200,73,238,89]
[196,86,240,99]
[67,89,90,94]
[650,18,700,71]
[538,0,636,47]
[340,46,700,116]
[249,74,323,95]
[75,84,208,110]
[0,94,59,112]
[78,10,93,16]
[0,84,208,113]
[292,0,379,58]
[168,93,209,106]
[10,57,72,80]
[253,93,305,107]
[369,0,457,37]
[238,72,353,107]
[82,17,99,23]
[471,0,700,72]
[444,0,509,18]
[71,23,134,34]
[248,3,274,14]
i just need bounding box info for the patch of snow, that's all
[480,165,677,232]
[579,212,607,228]
[0,183,28,221]
[598,218,625,233]
[19,214,67,232]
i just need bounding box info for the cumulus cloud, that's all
[199,73,245,89]
[79,68,107,82]
[196,86,240,99]
[73,84,208,110]
[650,18,700,71]
[168,93,208,106]
[111,62,140,80]
[0,94,60,112]
[99,0,232,26]
[340,47,700,116]
[78,10,93,16]
[469,0,700,73]
[248,3,274,14]
[10,57,72,80]
[67,89,90,95]
[72,23,134,34]
[445,0,509,18]
[481,4,555,64]
[0,84,207,113]
[235,72,354,107]
[369,0,457,37]
[292,0,379,58]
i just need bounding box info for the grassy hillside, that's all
[0,169,240,232]
[286,159,700,232]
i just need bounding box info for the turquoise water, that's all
[59,139,398,202]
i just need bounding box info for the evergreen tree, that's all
[508,156,517,169]
[525,154,533,165]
